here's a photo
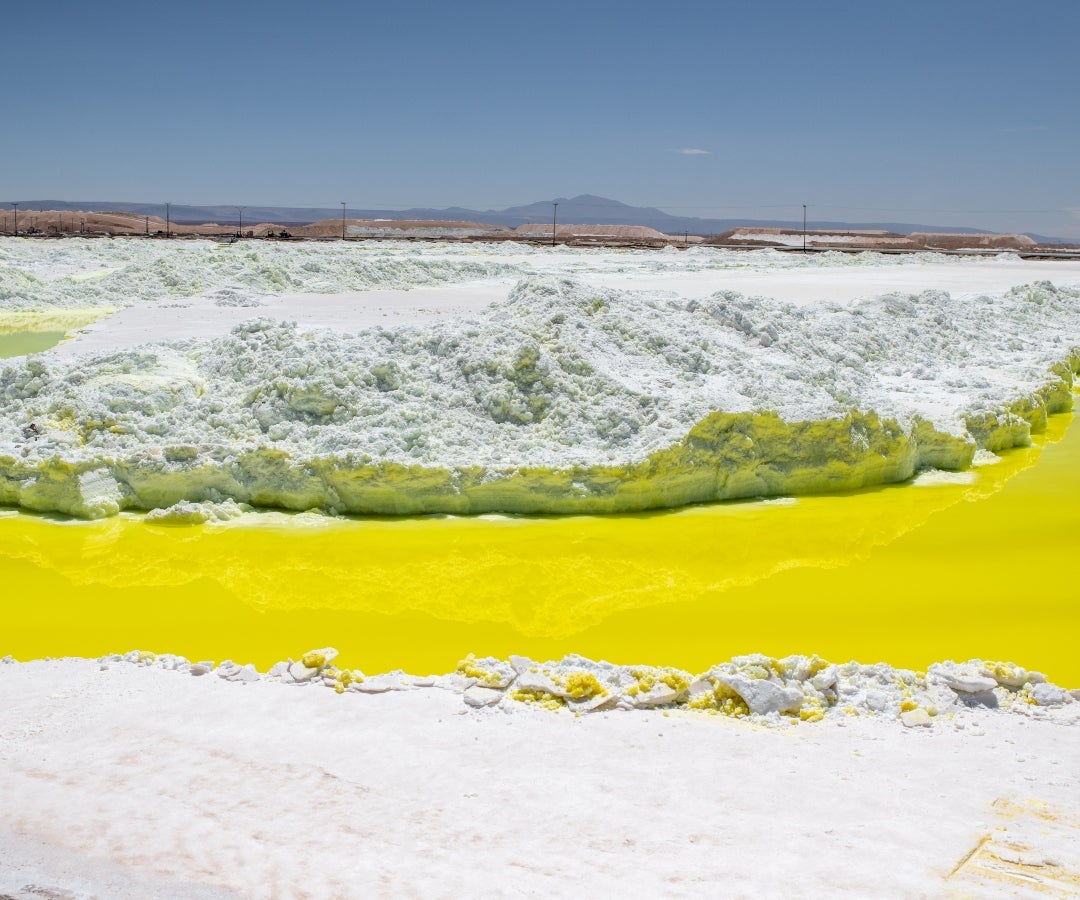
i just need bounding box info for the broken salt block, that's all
[1031,683,1069,707]
[567,691,619,713]
[713,674,803,715]
[234,664,260,683]
[432,673,475,692]
[514,669,561,695]
[216,661,242,680]
[287,647,338,683]
[901,708,932,727]
[810,666,839,691]
[625,683,683,709]
[929,664,997,694]
[463,686,503,708]
[189,661,214,676]
[985,663,1032,689]
[288,662,319,682]
[508,655,536,674]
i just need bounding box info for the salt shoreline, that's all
[1,654,1078,898]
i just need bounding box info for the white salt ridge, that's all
[0,239,522,311]
[0,236,1033,312]
[1,274,1078,517]
[86,650,1080,721]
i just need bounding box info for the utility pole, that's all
[341,201,346,240]
[145,216,149,236]
[12,202,17,236]
[237,206,244,238]
[166,202,171,238]
[551,201,558,247]
[802,204,807,252]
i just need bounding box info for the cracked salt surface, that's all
[1,239,1078,517]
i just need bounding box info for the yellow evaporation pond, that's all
[0,308,116,358]
[1,412,1078,684]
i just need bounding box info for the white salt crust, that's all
[0,237,1017,311]
[64,650,1080,720]
[1,240,1078,517]
[3,651,1078,898]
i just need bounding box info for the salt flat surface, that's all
[15,242,1075,357]
[46,282,509,359]
[1,657,1077,898]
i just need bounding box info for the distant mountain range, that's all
[11,194,1069,244]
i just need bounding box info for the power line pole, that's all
[802,204,807,252]
[237,206,244,239]
[341,201,346,240]
[165,202,171,238]
[12,202,17,236]
[551,201,558,247]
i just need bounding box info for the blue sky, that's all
[4,1,1079,236]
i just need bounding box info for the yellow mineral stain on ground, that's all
[1,413,1077,683]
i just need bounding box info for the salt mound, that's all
[1,276,1077,518]
[0,237,988,313]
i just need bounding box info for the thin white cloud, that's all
[674,148,710,155]
[1068,207,1080,221]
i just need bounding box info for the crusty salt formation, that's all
[0,237,992,311]
[81,650,1079,724]
[1,272,1078,518]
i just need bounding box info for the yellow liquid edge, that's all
[2,411,1078,685]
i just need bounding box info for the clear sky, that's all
[4,0,1079,237]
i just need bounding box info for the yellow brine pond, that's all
[1,411,1078,684]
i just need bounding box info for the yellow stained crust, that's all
[455,653,506,687]
[510,688,566,710]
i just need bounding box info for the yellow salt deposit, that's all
[1,412,1077,684]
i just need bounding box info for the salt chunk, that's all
[1031,683,1069,707]
[288,661,321,683]
[810,666,839,691]
[929,663,997,694]
[514,669,560,695]
[216,661,241,680]
[463,686,503,708]
[508,655,536,674]
[235,664,260,683]
[713,674,803,715]
[901,708,932,727]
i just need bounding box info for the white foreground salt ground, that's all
[1,655,1078,898]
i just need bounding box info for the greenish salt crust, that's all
[0,353,1075,519]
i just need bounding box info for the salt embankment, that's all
[61,648,1078,721]
[2,239,1079,518]
[1,274,1078,518]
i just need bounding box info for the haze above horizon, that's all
[4,1,1079,238]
